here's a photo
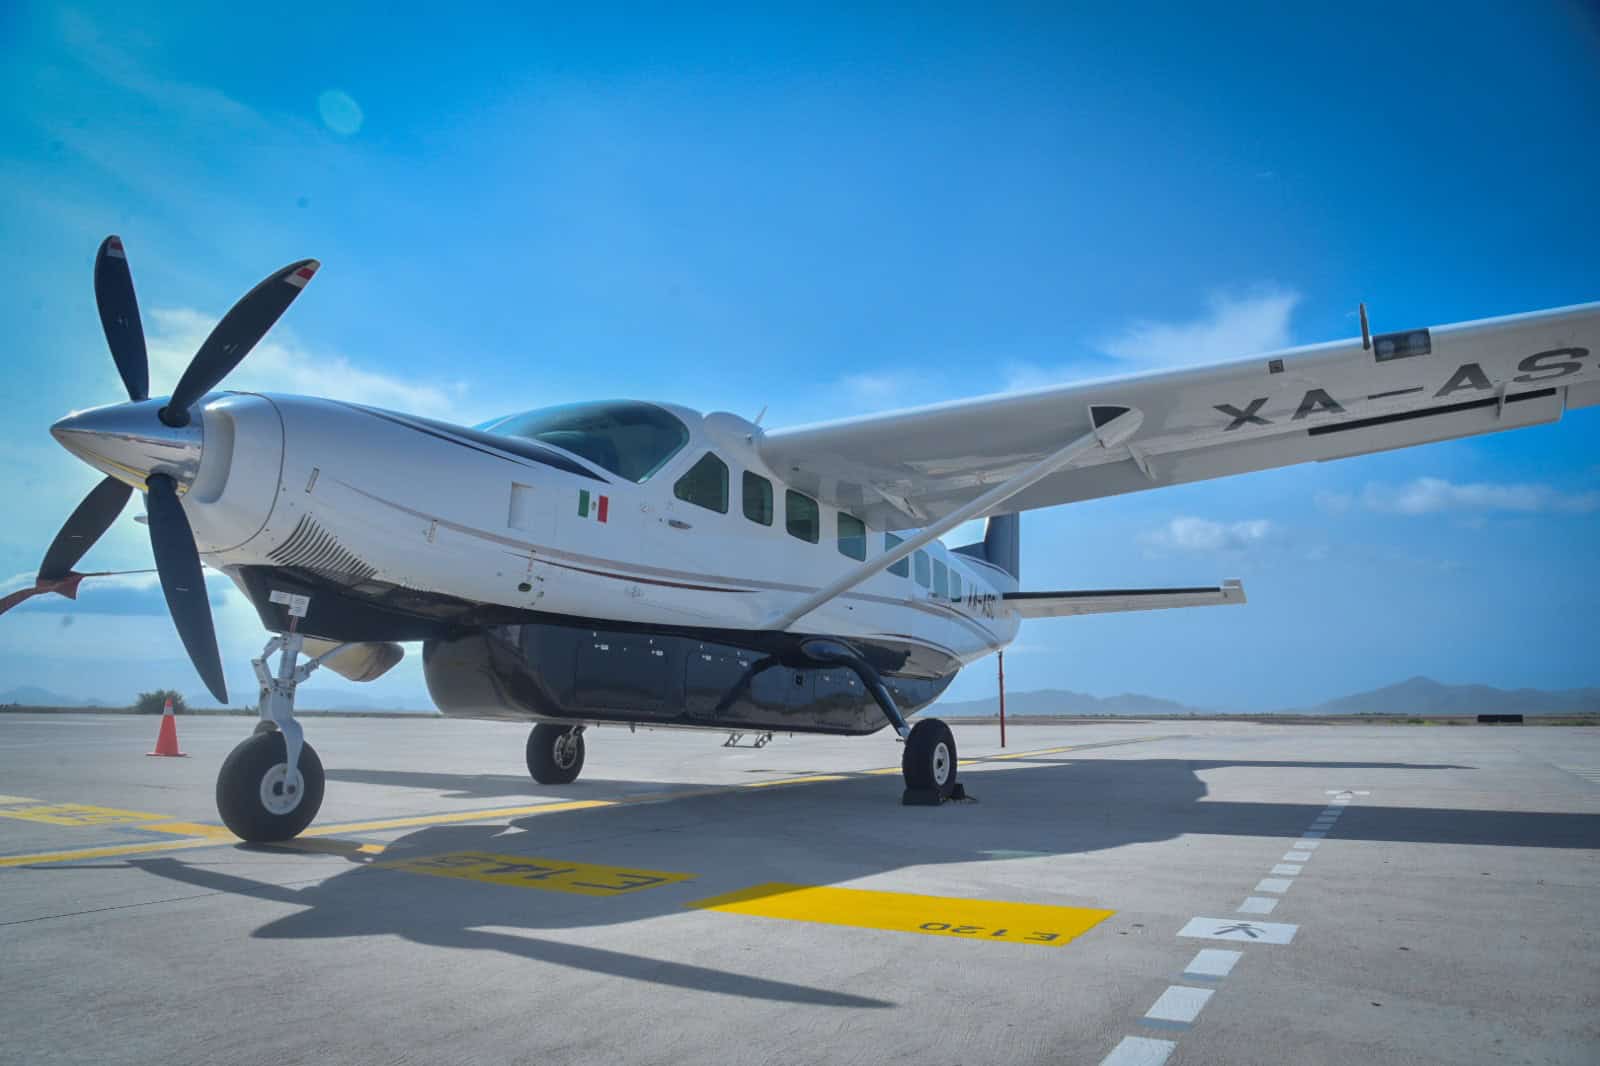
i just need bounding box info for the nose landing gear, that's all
[215,631,333,842]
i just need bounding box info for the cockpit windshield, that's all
[476,401,690,483]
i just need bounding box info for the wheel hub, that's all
[553,732,579,770]
[932,741,951,786]
[259,762,304,815]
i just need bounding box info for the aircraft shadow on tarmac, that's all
[124,756,1600,1008]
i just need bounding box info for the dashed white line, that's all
[1271,863,1302,875]
[1294,839,1322,849]
[1302,830,1327,838]
[1254,877,1293,894]
[1182,948,1242,981]
[1100,1035,1175,1066]
[1238,896,1278,914]
[1143,985,1213,1028]
[1283,850,1312,862]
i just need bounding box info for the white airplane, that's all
[7,237,1597,842]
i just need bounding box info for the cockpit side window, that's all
[477,401,689,483]
[674,452,729,513]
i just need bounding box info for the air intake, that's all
[267,515,378,581]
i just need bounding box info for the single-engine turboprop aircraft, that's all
[7,237,1597,841]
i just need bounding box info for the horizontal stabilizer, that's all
[1004,579,1245,619]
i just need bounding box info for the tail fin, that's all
[953,513,1020,581]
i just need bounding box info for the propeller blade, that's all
[162,259,319,425]
[93,236,150,402]
[38,475,133,581]
[145,474,227,703]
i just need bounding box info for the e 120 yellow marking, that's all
[380,851,694,896]
[0,803,167,827]
[686,882,1113,947]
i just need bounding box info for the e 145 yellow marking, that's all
[687,882,1113,947]
[380,851,694,896]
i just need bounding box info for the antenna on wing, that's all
[1359,302,1372,351]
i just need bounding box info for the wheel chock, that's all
[901,782,974,806]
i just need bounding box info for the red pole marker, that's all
[997,651,1007,749]
[147,697,188,757]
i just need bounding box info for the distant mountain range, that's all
[2,676,1595,716]
[0,686,108,708]
[933,676,1600,717]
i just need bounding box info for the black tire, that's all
[216,731,325,842]
[903,718,957,796]
[527,723,585,785]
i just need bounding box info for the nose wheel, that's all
[216,729,325,841]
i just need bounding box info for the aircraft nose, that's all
[51,398,204,490]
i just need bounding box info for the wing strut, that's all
[762,405,1142,630]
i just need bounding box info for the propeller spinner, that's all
[4,237,319,703]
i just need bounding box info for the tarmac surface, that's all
[1,713,1596,1066]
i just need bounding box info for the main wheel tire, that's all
[527,724,585,785]
[902,718,957,796]
[216,730,325,843]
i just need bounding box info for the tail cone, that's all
[147,697,187,757]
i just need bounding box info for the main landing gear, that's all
[527,723,586,785]
[216,632,331,842]
[800,638,966,804]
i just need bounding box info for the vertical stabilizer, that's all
[954,513,1020,581]
[984,513,1020,581]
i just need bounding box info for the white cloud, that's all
[1142,516,1276,553]
[147,308,468,420]
[1002,285,1300,391]
[841,371,917,404]
[1100,287,1300,370]
[1360,477,1600,516]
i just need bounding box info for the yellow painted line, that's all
[273,837,387,858]
[0,803,169,827]
[742,774,850,789]
[299,798,616,837]
[380,851,694,896]
[979,745,1084,762]
[0,836,224,867]
[0,794,39,806]
[138,821,236,839]
[687,882,1114,947]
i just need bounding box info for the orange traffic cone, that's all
[147,697,187,757]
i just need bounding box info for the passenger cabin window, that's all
[786,490,820,543]
[885,533,909,577]
[837,513,867,561]
[913,550,931,588]
[742,471,773,525]
[950,571,963,602]
[933,559,949,599]
[674,452,728,513]
[477,401,689,483]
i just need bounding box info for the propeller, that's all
[6,236,320,704]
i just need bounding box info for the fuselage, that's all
[54,390,1022,724]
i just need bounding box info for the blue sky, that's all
[1,3,1597,710]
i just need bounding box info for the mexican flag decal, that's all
[577,489,609,523]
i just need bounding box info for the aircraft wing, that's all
[1005,580,1245,620]
[757,302,1600,528]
